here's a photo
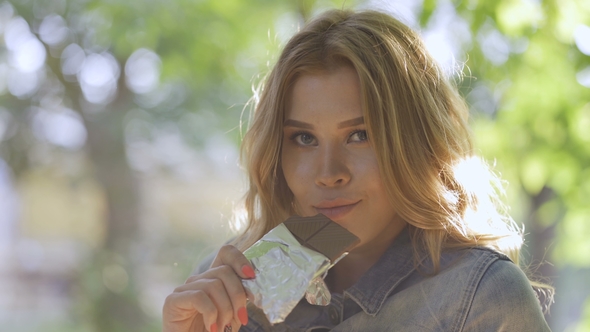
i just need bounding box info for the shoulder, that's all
[446,247,535,304]
[445,247,551,331]
[473,250,532,296]
[440,246,511,271]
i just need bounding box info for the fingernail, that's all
[210,323,217,332]
[238,306,248,325]
[224,324,233,332]
[241,265,255,279]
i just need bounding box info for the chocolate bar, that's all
[283,214,360,262]
[242,214,360,323]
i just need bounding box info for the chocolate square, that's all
[283,214,360,262]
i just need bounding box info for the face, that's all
[281,65,406,255]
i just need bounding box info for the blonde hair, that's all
[234,9,551,302]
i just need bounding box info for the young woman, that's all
[163,9,552,332]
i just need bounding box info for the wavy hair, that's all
[233,9,551,302]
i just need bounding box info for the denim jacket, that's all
[239,229,550,332]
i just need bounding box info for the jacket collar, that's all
[343,227,423,316]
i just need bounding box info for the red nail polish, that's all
[210,323,217,332]
[238,306,248,325]
[241,265,255,279]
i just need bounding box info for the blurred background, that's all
[0,0,589,331]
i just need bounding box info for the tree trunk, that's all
[528,186,558,325]
[44,50,150,331]
[82,86,150,332]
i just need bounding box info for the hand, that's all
[163,245,256,332]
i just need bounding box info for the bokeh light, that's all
[39,14,70,46]
[125,48,161,94]
[574,24,590,55]
[478,25,511,66]
[31,107,87,150]
[78,52,119,104]
[7,66,41,98]
[577,67,590,88]
[60,43,85,78]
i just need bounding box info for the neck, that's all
[327,220,407,293]
[327,252,380,294]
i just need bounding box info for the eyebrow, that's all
[337,116,364,129]
[283,116,364,129]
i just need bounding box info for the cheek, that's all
[351,151,381,183]
[352,152,392,211]
[281,146,312,196]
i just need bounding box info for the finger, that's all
[211,245,256,279]
[163,290,218,332]
[178,278,236,329]
[177,267,249,326]
[222,318,240,332]
[210,265,249,326]
[170,280,233,330]
[205,277,236,329]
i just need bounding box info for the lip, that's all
[313,199,360,220]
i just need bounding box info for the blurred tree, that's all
[0,0,357,331]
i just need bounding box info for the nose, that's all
[314,145,351,187]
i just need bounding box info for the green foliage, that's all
[66,0,355,147]
[420,0,437,27]
[577,296,590,331]
[450,0,590,269]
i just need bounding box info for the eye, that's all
[348,130,368,143]
[291,132,317,146]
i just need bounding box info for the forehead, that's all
[284,65,363,121]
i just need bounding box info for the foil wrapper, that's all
[305,276,331,306]
[242,223,333,324]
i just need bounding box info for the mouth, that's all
[313,199,360,220]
